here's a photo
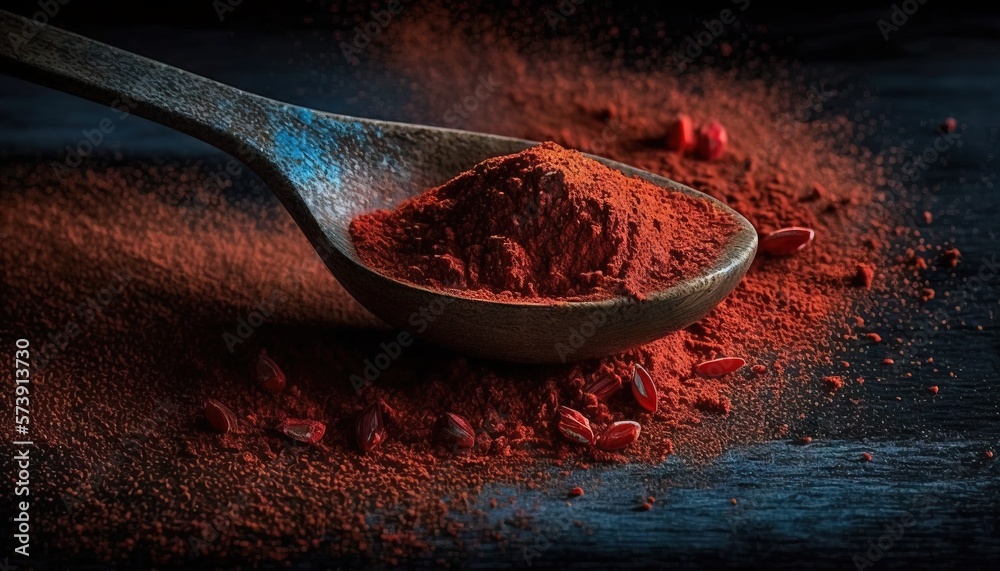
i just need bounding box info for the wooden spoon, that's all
[0,11,757,363]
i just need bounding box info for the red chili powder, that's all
[0,6,935,567]
[349,142,739,300]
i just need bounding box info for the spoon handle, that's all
[0,9,270,161]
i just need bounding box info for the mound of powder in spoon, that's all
[349,142,740,301]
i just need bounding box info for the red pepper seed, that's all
[861,452,873,462]
[759,226,815,256]
[667,113,695,153]
[695,357,746,378]
[255,350,287,394]
[204,398,237,434]
[557,406,595,445]
[596,421,641,451]
[356,404,386,452]
[568,487,584,497]
[585,376,623,401]
[630,363,657,412]
[695,120,728,160]
[439,412,475,450]
[557,405,590,427]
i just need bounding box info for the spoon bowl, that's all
[0,10,757,362]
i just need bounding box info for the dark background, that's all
[2,1,998,569]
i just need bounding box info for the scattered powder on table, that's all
[349,141,739,301]
[824,376,845,392]
[0,4,965,567]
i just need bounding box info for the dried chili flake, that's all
[279,418,326,445]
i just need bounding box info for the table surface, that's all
[1,14,998,570]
